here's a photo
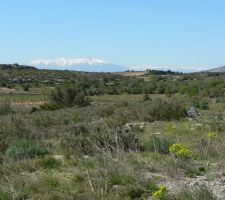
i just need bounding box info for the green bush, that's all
[36,156,61,169]
[0,117,30,153]
[193,102,209,110]
[98,105,114,117]
[143,94,151,101]
[0,189,11,200]
[60,120,140,156]
[143,136,174,154]
[40,103,61,111]
[74,92,90,107]
[50,86,90,108]
[30,106,39,113]
[0,102,14,115]
[60,124,92,155]
[121,179,158,200]
[108,172,134,186]
[4,139,49,161]
[50,86,77,107]
[146,98,186,121]
[22,84,30,91]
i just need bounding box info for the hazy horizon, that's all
[1,0,225,72]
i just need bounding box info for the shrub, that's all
[185,166,207,178]
[40,103,60,111]
[92,120,140,154]
[143,136,174,154]
[72,172,85,183]
[151,185,167,198]
[127,187,145,199]
[179,84,199,97]
[22,84,30,91]
[147,98,186,121]
[169,143,192,160]
[0,117,30,152]
[0,189,11,200]
[194,102,209,110]
[173,187,216,200]
[60,124,92,155]
[122,179,158,200]
[30,106,39,113]
[208,131,217,139]
[13,174,60,198]
[0,102,14,115]
[98,105,114,117]
[4,139,48,161]
[50,86,77,107]
[74,92,90,107]
[143,94,151,101]
[36,156,61,169]
[50,86,90,108]
[60,120,140,156]
[108,172,134,186]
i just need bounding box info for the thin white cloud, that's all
[31,57,108,66]
[128,65,208,72]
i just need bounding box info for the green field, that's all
[0,93,47,101]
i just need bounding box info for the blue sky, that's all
[0,0,225,72]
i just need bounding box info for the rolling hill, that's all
[206,66,225,73]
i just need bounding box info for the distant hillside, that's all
[114,69,181,77]
[0,63,125,88]
[206,66,225,73]
[146,69,182,75]
[0,63,36,70]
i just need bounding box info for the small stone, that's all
[187,107,198,118]
[153,132,161,135]
[112,185,125,191]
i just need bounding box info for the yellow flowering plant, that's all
[169,143,192,159]
[208,131,217,139]
[151,185,167,198]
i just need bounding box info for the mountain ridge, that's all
[205,65,225,73]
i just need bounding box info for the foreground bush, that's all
[0,102,14,115]
[143,136,174,154]
[4,139,48,161]
[169,143,192,160]
[60,120,140,156]
[50,86,90,108]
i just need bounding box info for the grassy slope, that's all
[0,93,223,199]
[0,69,224,199]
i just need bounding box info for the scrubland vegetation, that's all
[0,66,225,199]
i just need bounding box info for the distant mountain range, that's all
[36,63,128,72]
[1,62,225,73]
[38,64,225,73]
[0,63,36,70]
[205,66,225,73]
